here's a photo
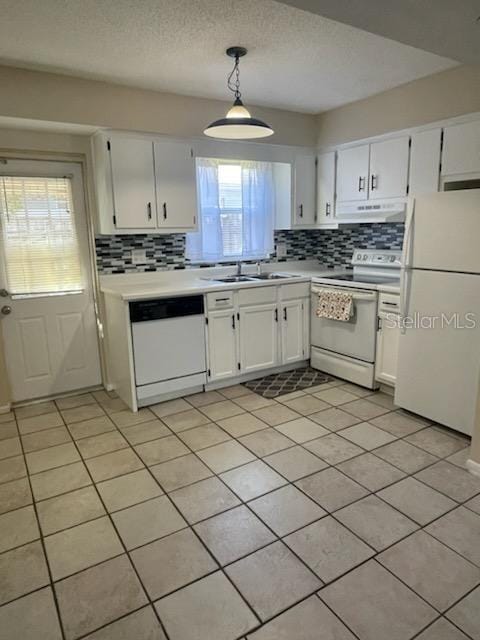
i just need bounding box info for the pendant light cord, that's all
[227,55,242,101]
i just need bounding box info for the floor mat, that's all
[243,367,333,398]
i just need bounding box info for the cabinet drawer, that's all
[280,282,310,300]
[238,286,277,306]
[207,291,234,310]
[378,292,400,314]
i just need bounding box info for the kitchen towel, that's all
[316,289,353,322]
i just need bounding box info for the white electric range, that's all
[310,249,401,388]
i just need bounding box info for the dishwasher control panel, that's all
[130,295,204,322]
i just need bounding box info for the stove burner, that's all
[320,273,399,285]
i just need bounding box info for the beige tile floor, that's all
[0,381,479,639]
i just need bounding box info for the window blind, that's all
[0,176,83,296]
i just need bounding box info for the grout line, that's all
[15,418,67,640]
[60,417,173,640]
[0,385,478,640]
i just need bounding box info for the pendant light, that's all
[204,47,274,140]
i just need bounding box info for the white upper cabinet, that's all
[109,137,157,229]
[316,151,336,226]
[369,136,410,200]
[154,141,197,230]
[294,154,316,225]
[409,128,441,196]
[93,133,198,234]
[336,144,369,202]
[442,120,480,176]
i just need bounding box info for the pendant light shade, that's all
[204,47,274,140]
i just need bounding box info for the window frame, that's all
[0,161,89,300]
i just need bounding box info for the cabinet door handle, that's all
[232,314,236,330]
[275,308,278,322]
[299,204,303,218]
[147,202,152,220]
[283,307,287,321]
[358,176,362,192]
[325,203,331,217]
[371,174,377,191]
[163,202,167,220]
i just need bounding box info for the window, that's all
[0,176,83,296]
[186,157,276,263]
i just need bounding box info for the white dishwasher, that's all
[130,295,207,405]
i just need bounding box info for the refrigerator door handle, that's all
[402,198,415,269]
[399,267,411,335]
[399,199,415,335]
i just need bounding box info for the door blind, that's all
[0,176,83,296]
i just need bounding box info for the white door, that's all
[395,269,480,435]
[239,303,278,373]
[206,309,238,381]
[316,152,335,225]
[369,137,410,200]
[409,129,441,196]
[109,136,156,229]
[154,141,197,230]
[375,312,400,386]
[0,160,101,402]
[442,120,480,176]
[336,144,369,202]
[294,155,316,225]
[281,300,305,364]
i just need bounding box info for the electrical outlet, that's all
[131,248,147,264]
[276,242,287,258]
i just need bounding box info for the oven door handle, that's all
[311,286,376,302]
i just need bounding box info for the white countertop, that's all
[100,260,402,301]
[99,260,344,302]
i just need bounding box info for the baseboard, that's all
[206,361,309,391]
[466,458,480,478]
[0,403,11,415]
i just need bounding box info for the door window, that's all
[0,176,83,296]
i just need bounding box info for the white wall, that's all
[0,65,317,148]
[317,65,480,147]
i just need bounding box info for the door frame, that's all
[0,149,106,409]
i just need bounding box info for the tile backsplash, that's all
[95,223,405,274]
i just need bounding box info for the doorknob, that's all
[0,289,8,297]
[1,305,12,315]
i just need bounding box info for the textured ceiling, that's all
[0,0,457,114]
[278,0,480,65]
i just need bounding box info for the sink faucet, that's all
[236,261,242,276]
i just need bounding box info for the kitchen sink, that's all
[250,273,300,280]
[208,276,258,283]
[204,273,301,284]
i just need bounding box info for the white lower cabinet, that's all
[239,303,278,373]
[375,293,400,386]
[281,299,306,364]
[206,309,238,381]
[205,284,309,383]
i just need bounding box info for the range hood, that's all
[336,199,407,224]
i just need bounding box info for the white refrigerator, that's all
[394,190,480,436]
